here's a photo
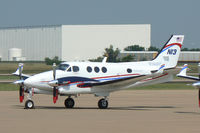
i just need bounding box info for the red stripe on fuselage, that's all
[92,73,141,79]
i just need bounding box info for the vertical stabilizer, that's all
[153,35,184,69]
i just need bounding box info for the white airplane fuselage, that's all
[24,61,161,94]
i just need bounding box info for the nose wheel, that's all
[98,98,108,109]
[64,97,75,108]
[24,89,34,109]
[25,100,34,109]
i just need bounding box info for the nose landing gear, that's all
[25,100,34,109]
[24,89,34,109]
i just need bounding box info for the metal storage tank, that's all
[8,48,22,61]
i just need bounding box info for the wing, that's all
[77,74,152,89]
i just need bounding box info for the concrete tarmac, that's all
[0,90,200,133]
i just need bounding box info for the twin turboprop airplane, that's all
[177,63,200,106]
[13,35,184,109]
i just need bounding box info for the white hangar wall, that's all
[61,25,151,61]
[0,25,62,61]
[0,24,151,61]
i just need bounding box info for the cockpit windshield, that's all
[56,64,70,71]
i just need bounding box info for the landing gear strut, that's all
[64,97,75,108]
[24,89,34,109]
[98,98,108,109]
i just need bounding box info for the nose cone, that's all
[24,77,36,88]
[24,71,54,89]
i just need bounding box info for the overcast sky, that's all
[0,0,199,49]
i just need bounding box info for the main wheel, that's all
[98,98,108,109]
[64,98,75,108]
[25,100,34,109]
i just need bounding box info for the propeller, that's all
[52,63,58,103]
[18,63,24,103]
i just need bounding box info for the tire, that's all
[64,98,75,108]
[98,98,108,109]
[25,100,34,109]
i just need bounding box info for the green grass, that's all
[0,83,18,91]
[0,62,51,74]
[128,83,195,90]
[0,75,18,80]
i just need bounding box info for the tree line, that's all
[45,45,200,64]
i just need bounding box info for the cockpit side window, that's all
[57,64,69,71]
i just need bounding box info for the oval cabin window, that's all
[127,68,132,73]
[101,67,107,73]
[94,67,100,73]
[87,66,92,73]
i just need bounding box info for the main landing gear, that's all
[63,96,109,109]
[64,97,75,108]
[98,97,108,109]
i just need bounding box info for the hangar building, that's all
[0,24,151,61]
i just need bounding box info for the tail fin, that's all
[12,63,30,80]
[153,35,184,69]
[177,64,199,81]
[177,64,188,76]
[12,63,24,76]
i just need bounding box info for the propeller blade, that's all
[52,63,58,103]
[53,63,56,80]
[18,63,24,103]
[56,89,58,100]
[19,64,22,80]
[19,86,24,103]
[53,87,57,104]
